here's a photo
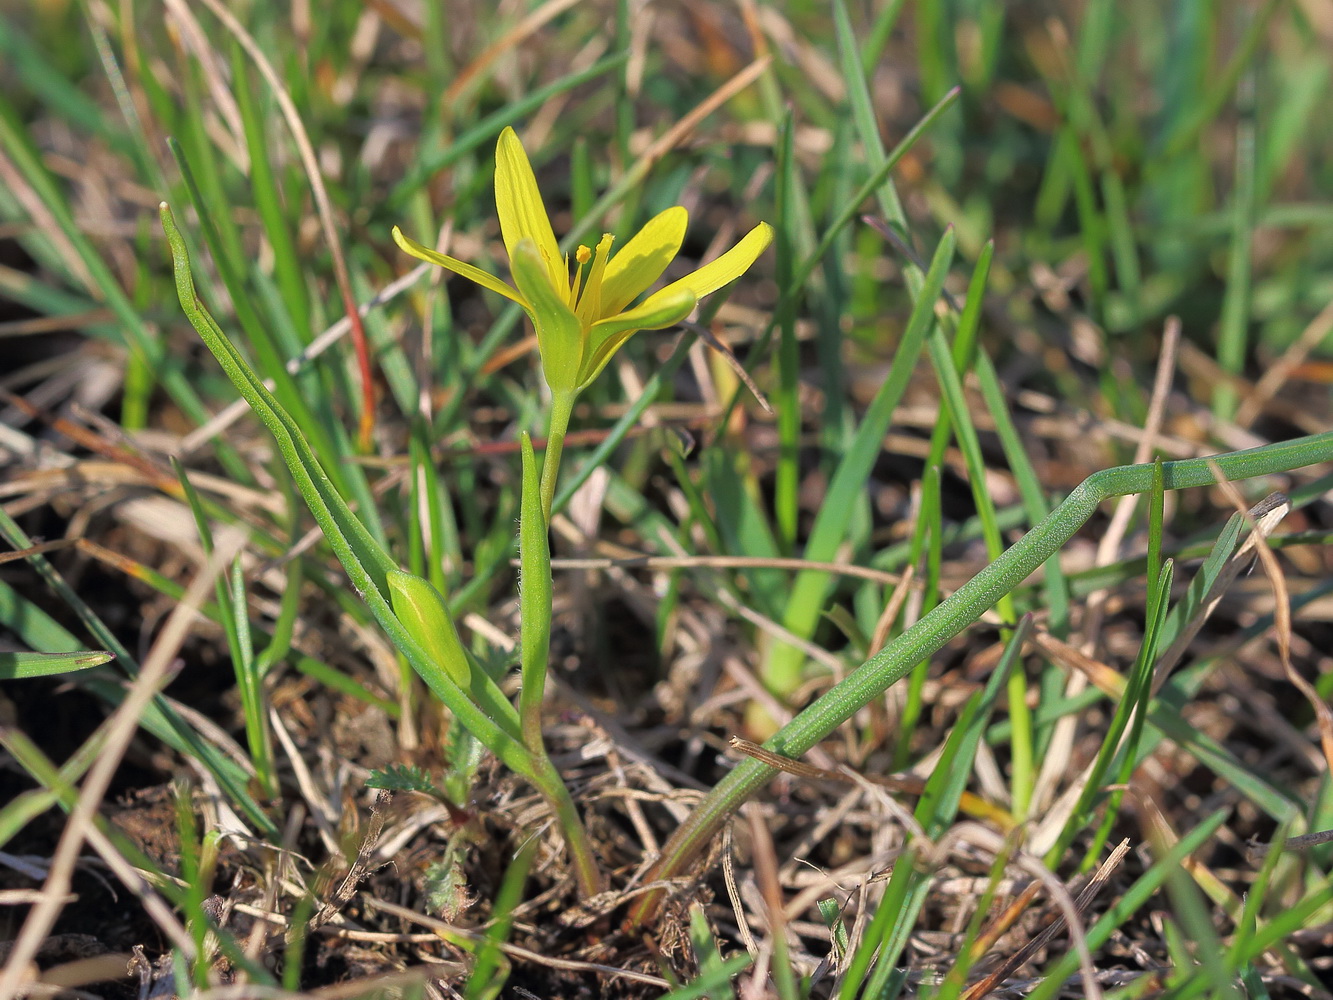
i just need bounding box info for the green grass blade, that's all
[1213,68,1258,419]
[766,228,957,697]
[0,509,273,834]
[0,649,115,679]
[386,53,629,211]
[464,840,537,1000]
[773,107,800,552]
[637,430,1333,908]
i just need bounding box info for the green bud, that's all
[387,570,470,690]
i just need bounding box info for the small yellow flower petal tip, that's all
[395,127,772,397]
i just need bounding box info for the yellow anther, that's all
[570,246,594,306]
[575,233,617,325]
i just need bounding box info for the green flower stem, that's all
[539,390,576,522]
[526,420,603,894]
[528,751,605,896]
[628,431,1333,927]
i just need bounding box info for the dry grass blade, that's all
[189,0,380,447]
[360,896,672,989]
[310,790,393,931]
[957,838,1130,1000]
[722,824,759,956]
[680,320,773,413]
[729,738,1014,829]
[961,878,1044,966]
[0,309,114,337]
[1208,472,1333,774]
[1030,631,1127,699]
[0,149,96,290]
[1249,827,1333,860]
[870,563,916,656]
[747,803,795,989]
[639,56,772,167]
[0,529,246,995]
[160,0,247,167]
[442,0,584,105]
[0,538,76,565]
[24,953,136,993]
[716,590,846,673]
[1236,299,1333,427]
[1,389,180,494]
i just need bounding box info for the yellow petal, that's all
[648,221,773,304]
[578,286,696,388]
[510,239,584,397]
[494,127,564,293]
[392,226,525,305]
[599,206,688,316]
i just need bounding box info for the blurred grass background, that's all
[3,0,1333,996]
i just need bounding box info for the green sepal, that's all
[510,239,583,397]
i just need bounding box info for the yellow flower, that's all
[393,126,772,399]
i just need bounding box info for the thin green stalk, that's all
[228,560,276,798]
[540,390,576,523]
[920,248,1035,816]
[1214,67,1257,420]
[765,227,957,697]
[518,434,552,755]
[528,752,603,896]
[629,430,1333,925]
[773,108,800,553]
[892,465,941,769]
[466,840,537,1000]
[726,85,961,399]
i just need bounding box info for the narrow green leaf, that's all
[518,433,553,754]
[773,107,800,552]
[0,649,114,680]
[161,204,529,766]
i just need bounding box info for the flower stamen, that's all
[570,244,593,306]
[575,233,615,325]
